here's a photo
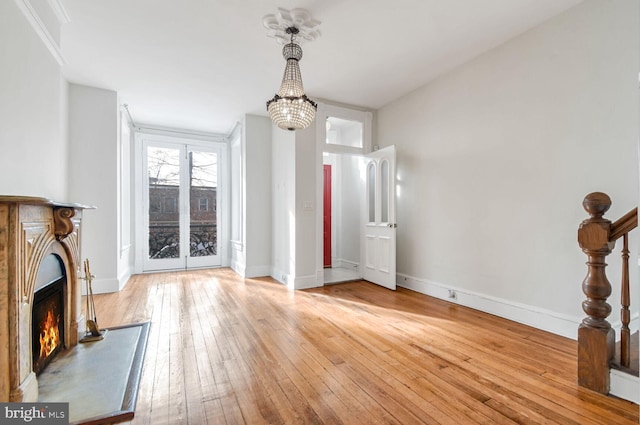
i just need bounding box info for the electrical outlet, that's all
[448,290,457,300]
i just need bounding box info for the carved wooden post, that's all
[577,192,615,394]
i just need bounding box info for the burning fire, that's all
[39,310,60,360]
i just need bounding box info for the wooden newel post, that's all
[577,192,615,394]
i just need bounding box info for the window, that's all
[325,117,363,148]
[164,197,177,213]
[149,197,161,213]
[317,103,372,155]
[368,162,376,223]
[199,198,209,211]
[381,160,389,223]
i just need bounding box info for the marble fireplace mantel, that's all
[0,196,93,402]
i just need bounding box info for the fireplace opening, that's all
[32,254,66,376]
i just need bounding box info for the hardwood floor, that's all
[92,268,638,425]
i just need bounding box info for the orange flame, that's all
[39,310,60,360]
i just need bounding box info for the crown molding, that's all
[13,0,67,66]
[47,0,71,24]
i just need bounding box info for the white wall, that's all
[294,126,319,288]
[244,115,273,277]
[0,1,68,200]
[117,110,133,287]
[68,84,122,294]
[377,0,639,338]
[271,128,295,286]
[229,124,245,275]
[231,116,273,278]
[271,123,321,289]
[0,2,130,293]
[339,154,362,266]
[323,153,362,269]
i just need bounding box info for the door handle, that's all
[388,223,397,228]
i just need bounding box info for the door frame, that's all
[315,102,373,285]
[133,130,229,273]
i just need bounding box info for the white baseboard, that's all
[230,258,246,277]
[333,258,360,272]
[397,273,581,340]
[610,369,639,404]
[84,264,145,294]
[230,243,245,276]
[84,277,121,295]
[270,267,287,286]
[117,268,132,291]
[293,274,321,290]
[244,265,272,278]
[269,268,321,290]
[271,267,321,290]
[232,262,270,279]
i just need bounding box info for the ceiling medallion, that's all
[263,8,321,131]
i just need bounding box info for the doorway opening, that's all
[317,104,372,286]
[323,152,362,284]
[317,103,395,289]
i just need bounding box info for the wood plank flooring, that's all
[90,268,639,424]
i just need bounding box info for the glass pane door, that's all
[143,141,221,271]
[187,149,219,268]
[146,145,184,270]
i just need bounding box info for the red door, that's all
[323,165,331,267]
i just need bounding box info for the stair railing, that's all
[577,192,637,394]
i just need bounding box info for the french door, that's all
[141,139,222,271]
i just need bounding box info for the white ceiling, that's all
[61,0,583,135]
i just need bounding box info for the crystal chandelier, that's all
[263,9,320,131]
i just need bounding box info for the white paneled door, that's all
[362,145,396,290]
[142,140,221,271]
